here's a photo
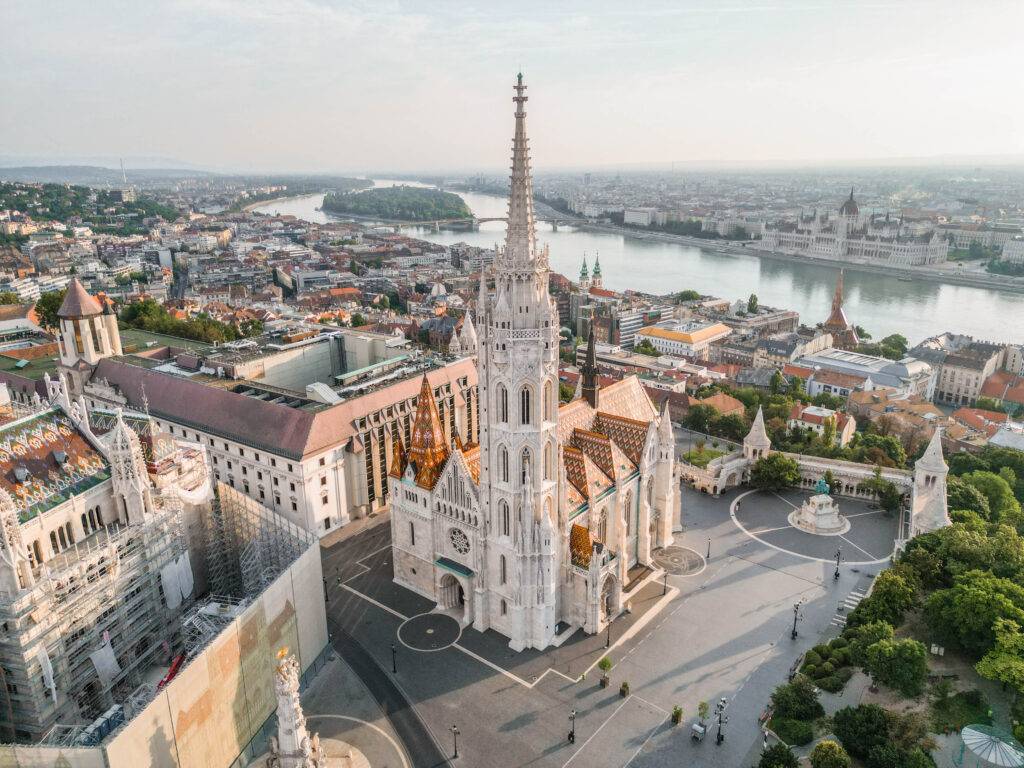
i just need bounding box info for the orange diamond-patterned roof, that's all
[388,432,407,479]
[408,374,449,490]
[570,524,592,568]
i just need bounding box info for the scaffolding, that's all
[0,488,190,742]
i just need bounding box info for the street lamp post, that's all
[662,572,667,596]
[391,643,397,674]
[450,724,459,759]
[714,698,728,745]
[568,709,576,744]
[791,600,802,640]
[706,537,711,560]
[834,548,842,581]
[605,621,611,649]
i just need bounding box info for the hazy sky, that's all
[3,0,1023,173]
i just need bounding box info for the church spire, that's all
[581,324,599,409]
[504,73,540,267]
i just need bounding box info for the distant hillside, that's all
[0,165,215,185]
[322,186,471,221]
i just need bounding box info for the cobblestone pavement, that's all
[321,480,893,768]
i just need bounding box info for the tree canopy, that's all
[322,186,471,221]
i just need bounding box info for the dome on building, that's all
[839,188,859,217]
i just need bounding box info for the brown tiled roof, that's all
[570,524,592,567]
[0,409,110,521]
[572,429,615,480]
[57,278,103,318]
[92,356,477,461]
[592,412,648,466]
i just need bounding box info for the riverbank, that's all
[575,222,1024,295]
[241,190,319,213]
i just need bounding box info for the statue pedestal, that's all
[788,493,850,535]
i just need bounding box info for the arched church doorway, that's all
[439,574,465,614]
[600,575,618,620]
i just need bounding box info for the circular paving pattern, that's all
[653,546,706,576]
[397,613,461,652]
[730,488,898,564]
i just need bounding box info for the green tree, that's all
[747,293,759,313]
[751,454,801,491]
[770,675,824,721]
[947,476,992,519]
[846,620,895,667]
[350,312,366,328]
[810,740,850,768]
[822,416,837,447]
[832,704,889,759]
[822,470,839,496]
[769,369,784,395]
[925,569,1024,656]
[962,470,1021,522]
[559,382,575,403]
[854,570,916,627]
[633,339,659,357]
[677,289,702,302]
[759,744,799,768]
[976,618,1024,692]
[34,289,67,329]
[865,638,928,696]
[710,413,749,441]
[682,403,718,434]
[0,291,20,305]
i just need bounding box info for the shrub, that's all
[866,638,929,697]
[820,661,835,677]
[812,644,832,659]
[770,675,824,721]
[803,650,823,667]
[759,743,799,768]
[836,667,854,683]
[829,637,849,650]
[833,704,889,759]
[867,744,904,768]
[818,675,844,693]
[769,717,814,746]
[810,739,851,768]
[598,657,613,673]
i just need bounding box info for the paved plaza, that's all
[320,482,896,768]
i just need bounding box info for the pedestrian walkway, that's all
[829,586,867,629]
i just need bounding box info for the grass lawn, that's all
[930,689,993,733]
[681,448,725,468]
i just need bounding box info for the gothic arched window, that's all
[497,384,508,423]
[499,446,509,483]
[500,499,510,536]
[543,380,553,422]
[520,386,532,425]
[500,555,507,584]
[543,441,553,481]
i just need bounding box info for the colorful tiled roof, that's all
[407,374,449,490]
[0,409,110,522]
[570,524,592,568]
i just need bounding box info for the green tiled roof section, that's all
[435,556,474,578]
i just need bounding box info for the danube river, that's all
[255,186,1024,345]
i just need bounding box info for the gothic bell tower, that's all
[476,74,562,651]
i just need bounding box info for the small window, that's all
[410,521,416,546]
[255,453,260,462]
[288,463,293,472]
[321,495,329,505]
[271,458,277,467]
[240,449,245,457]
[320,476,327,486]
[501,599,507,615]
[319,457,326,466]
[291,501,297,512]
[290,482,296,492]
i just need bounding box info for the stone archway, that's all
[600,574,621,620]
[438,573,465,616]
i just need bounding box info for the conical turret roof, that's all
[745,405,771,447]
[58,279,103,318]
[917,427,947,473]
[407,374,449,490]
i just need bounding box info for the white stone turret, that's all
[0,488,33,593]
[267,651,324,768]
[652,398,677,546]
[106,409,153,525]
[909,428,950,538]
[460,311,478,353]
[744,406,771,461]
[448,329,462,356]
